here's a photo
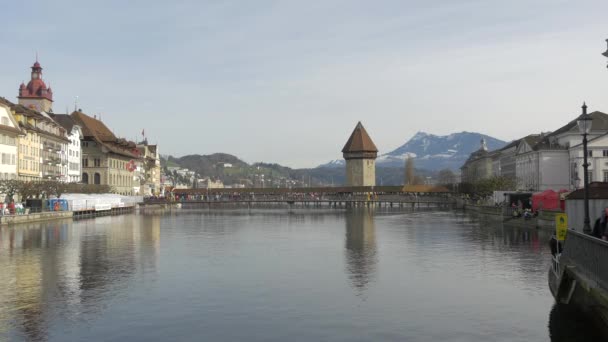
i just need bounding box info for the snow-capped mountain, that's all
[318,131,507,171]
[379,131,506,170]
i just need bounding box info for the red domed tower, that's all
[17,59,53,112]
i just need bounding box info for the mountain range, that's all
[319,131,507,171]
[163,131,507,186]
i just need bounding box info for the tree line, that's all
[0,180,113,202]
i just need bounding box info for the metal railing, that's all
[560,229,608,292]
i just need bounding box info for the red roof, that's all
[342,121,378,153]
[18,61,53,102]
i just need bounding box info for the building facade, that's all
[0,102,22,180]
[342,122,378,186]
[514,110,608,191]
[1,98,43,181]
[51,115,82,183]
[136,142,161,196]
[71,111,139,195]
[38,112,69,182]
[461,105,608,192]
[460,139,493,183]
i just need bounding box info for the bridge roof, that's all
[171,185,450,195]
[342,121,378,153]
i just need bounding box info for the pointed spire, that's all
[342,121,378,154]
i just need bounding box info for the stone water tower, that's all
[342,122,378,186]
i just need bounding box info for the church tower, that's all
[342,121,378,186]
[18,60,53,112]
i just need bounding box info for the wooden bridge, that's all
[144,185,454,209]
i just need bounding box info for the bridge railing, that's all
[560,229,608,292]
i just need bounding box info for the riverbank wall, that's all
[550,230,608,336]
[464,204,560,229]
[0,211,73,225]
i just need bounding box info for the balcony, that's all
[42,142,62,152]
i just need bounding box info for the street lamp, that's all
[576,102,592,234]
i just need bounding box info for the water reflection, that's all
[344,208,377,294]
[0,215,161,341]
[548,303,604,341]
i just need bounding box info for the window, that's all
[94,158,101,167]
[604,150,608,157]
[82,158,89,167]
[604,171,608,182]
[588,150,593,157]
[588,171,593,182]
[94,172,101,185]
[82,173,89,184]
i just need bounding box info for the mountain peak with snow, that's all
[379,131,506,170]
[317,131,507,171]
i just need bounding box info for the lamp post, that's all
[576,102,593,233]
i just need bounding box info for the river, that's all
[0,209,602,341]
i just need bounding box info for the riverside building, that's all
[71,111,139,195]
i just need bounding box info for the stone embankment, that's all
[0,211,73,225]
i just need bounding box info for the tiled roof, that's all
[0,97,45,120]
[567,182,608,199]
[71,110,139,158]
[549,111,608,137]
[50,114,77,132]
[342,121,378,153]
[71,111,116,141]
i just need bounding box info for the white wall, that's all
[569,134,608,189]
[67,127,81,183]
[566,199,608,232]
[0,106,19,180]
[516,152,539,190]
[539,151,570,190]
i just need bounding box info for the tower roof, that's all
[342,121,378,153]
[18,60,52,102]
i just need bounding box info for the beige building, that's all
[71,111,139,195]
[342,122,378,186]
[0,97,69,181]
[136,141,161,196]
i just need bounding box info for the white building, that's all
[51,114,82,183]
[0,103,22,180]
[569,133,608,188]
[515,108,608,191]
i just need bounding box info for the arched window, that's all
[94,172,101,185]
[82,173,89,184]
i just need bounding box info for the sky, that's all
[1,0,608,168]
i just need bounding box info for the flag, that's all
[141,129,145,137]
